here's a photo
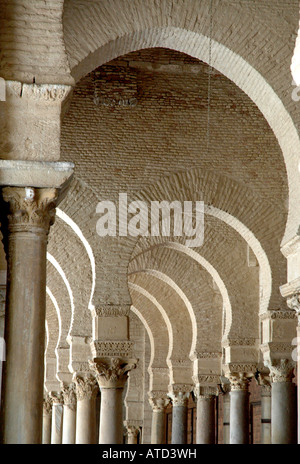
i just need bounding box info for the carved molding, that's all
[89,358,137,389]
[193,374,221,385]
[193,351,222,359]
[266,342,294,353]
[5,81,72,103]
[269,309,296,320]
[91,340,134,358]
[72,373,98,401]
[224,363,257,375]
[92,304,131,317]
[1,187,58,233]
[267,359,295,383]
[260,309,296,320]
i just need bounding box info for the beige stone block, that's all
[93,316,129,341]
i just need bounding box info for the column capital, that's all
[227,372,252,391]
[124,421,141,438]
[148,391,170,411]
[61,382,77,410]
[89,357,137,389]
[1,186,58,235]
[43,394,53,415]
[168,384,192,406]
[287,289,300,322]
[49,391,64,404]
[72,373,98,401]
[267,359,295,383]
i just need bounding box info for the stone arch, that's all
[129,269,197,359]
[129,244,223,358]
[62,5,299,245]
[131,305,170,391]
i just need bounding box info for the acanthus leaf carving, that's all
[89,357,137,389]
[267,359,295,383]
[72,373,98,401]
[61,382,77,410]
[2,187,58,233]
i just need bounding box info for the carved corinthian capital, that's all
[267,359,295,383]
[1,187,58,234]
[61,382,77,410]
[72,373,98,401]
[43,394,53,415]
[287,290,300,323]
[148,392,170,412]
[89,357,137,389]
[168,384,192,406]
[228,372,251,391]
[49,391,63,404]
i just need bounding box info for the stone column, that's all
[268,359,297,444]
[0,187,58,444]
[61,383,77,444]
[50,392,64,444]
[168,386,191,445]
[148,393,170,444]
[222,392,230,444]
[90,358,137,444]
[125,422,140,444]
[255,372,272,444]
[73,373,98,444]
[260,383,271,444]
[228,373,251,444]
[42,395,52,444]
[194,386,216,444]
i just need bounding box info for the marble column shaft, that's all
[168,389,190,445]
[61,383,77,444]
[0,187,57,444]
[196,394,216,444]
[260,386,271,444]
[90,358,137,445]
[149,395,169,444]
[50,393,64,444]
[73,374,98,444]
[269,359,297,444]
[228,373,251,445]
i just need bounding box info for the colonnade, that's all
[0,156,298,445]
[39,363,295,445]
